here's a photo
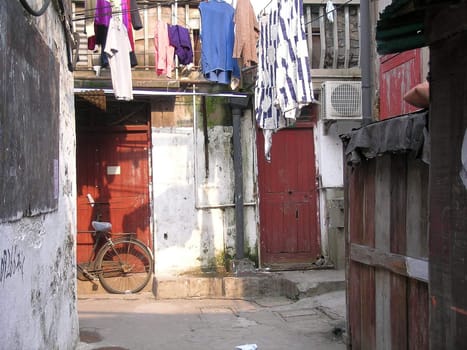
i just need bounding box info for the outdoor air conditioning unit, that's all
[320,81,362,120]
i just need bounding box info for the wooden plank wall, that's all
[345,154,429,349]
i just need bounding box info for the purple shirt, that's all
[168,25,193,65]
[95,0,112,27]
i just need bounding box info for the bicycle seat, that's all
[92,221,112,232]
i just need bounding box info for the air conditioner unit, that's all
[320,81,362,120]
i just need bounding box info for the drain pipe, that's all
[360,0,373,126]
[229,96,250,261]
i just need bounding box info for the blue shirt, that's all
[199,1,240,85]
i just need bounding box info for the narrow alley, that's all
[77,291,346,350]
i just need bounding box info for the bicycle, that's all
[77,198,153,294]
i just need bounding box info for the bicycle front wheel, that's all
[96,239,153,294]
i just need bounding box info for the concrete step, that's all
[78,269,345,300]
[154,270,345,300]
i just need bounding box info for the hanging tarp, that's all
[341,110,429,165]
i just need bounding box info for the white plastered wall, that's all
[151,105,257,275]
[315,120,361,259]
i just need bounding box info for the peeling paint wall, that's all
[315,120,361,267]
[151,97,257,274]
[0,2,78,349]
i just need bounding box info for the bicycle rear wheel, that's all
[96,238,153,294]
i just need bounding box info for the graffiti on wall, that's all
[0,245,26,285]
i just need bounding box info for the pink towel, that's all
[154,21,175,78]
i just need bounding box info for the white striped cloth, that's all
[255,0,314,161]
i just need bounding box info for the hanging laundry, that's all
[94,0,112,67]
[105,16,133,101]
[92,0,141,67]
[168,25,194,66]
[255,0,315,162]
[275,0,315,120]
[129,0,143,30]
[95,0,112,27]
[85,0,97,46]
[326,1,335,22]
[198,0,240,85]
[233,0,259,68]
[121,0,137,67]
[154,21,175,78]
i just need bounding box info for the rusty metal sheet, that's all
[379,49,422,119]
[76,90,106,111]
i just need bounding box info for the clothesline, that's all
[74,0,356,34]
[74,4,193,31]
[73,0,194,22]
[74,87,250,98]
[73,3,167,22]
[303,0,355,27]
[257,0,273,17]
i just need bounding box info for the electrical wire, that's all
[72,0,200,22]
[303,0,355,27]
[19,0,51,16]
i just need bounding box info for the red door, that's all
[380,49,423,120]
[257,126,320,268]
[76,126,151,263]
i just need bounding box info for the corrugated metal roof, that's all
[376,0,426,54]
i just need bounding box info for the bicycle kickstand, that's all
[82,269,100,291]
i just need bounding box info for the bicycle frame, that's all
[77,229,110,280]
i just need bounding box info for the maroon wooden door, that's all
[257,127,320,268]
[76,126,151,263]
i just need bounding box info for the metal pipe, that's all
[232,105,244,259]
[360,0,372,126]
[195,202,256,210]
[74,88,249,99]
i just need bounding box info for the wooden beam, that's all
[350,243,428,282]
[332,8,338,68]
[306,6,313,68]
[319,6,326,69]
[344,6,350,68]
[144,6,149,68]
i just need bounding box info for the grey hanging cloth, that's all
[130,0,143,30]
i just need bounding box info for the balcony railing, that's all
[72,0,360,84]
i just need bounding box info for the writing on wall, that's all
[0,245,26,285]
